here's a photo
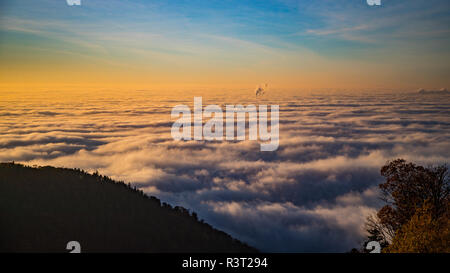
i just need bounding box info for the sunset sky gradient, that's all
[1,0,449,91]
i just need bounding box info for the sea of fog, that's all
[0,89,449,252]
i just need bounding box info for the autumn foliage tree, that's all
[386,201,449,252]
[363,159,449,253]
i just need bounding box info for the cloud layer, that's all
[1,89,449,252]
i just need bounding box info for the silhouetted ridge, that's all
[0,162,256,253]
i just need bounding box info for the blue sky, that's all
[1,0,449,89]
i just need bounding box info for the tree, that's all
[362,159,449,252]
[385,201,449,253]
[378,159,449,232]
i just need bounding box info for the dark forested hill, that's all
[0,162,255,253]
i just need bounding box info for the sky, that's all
[0,0,449,90]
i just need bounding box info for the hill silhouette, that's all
[0,162,256,253]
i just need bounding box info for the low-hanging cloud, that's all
[0,90,449,252]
